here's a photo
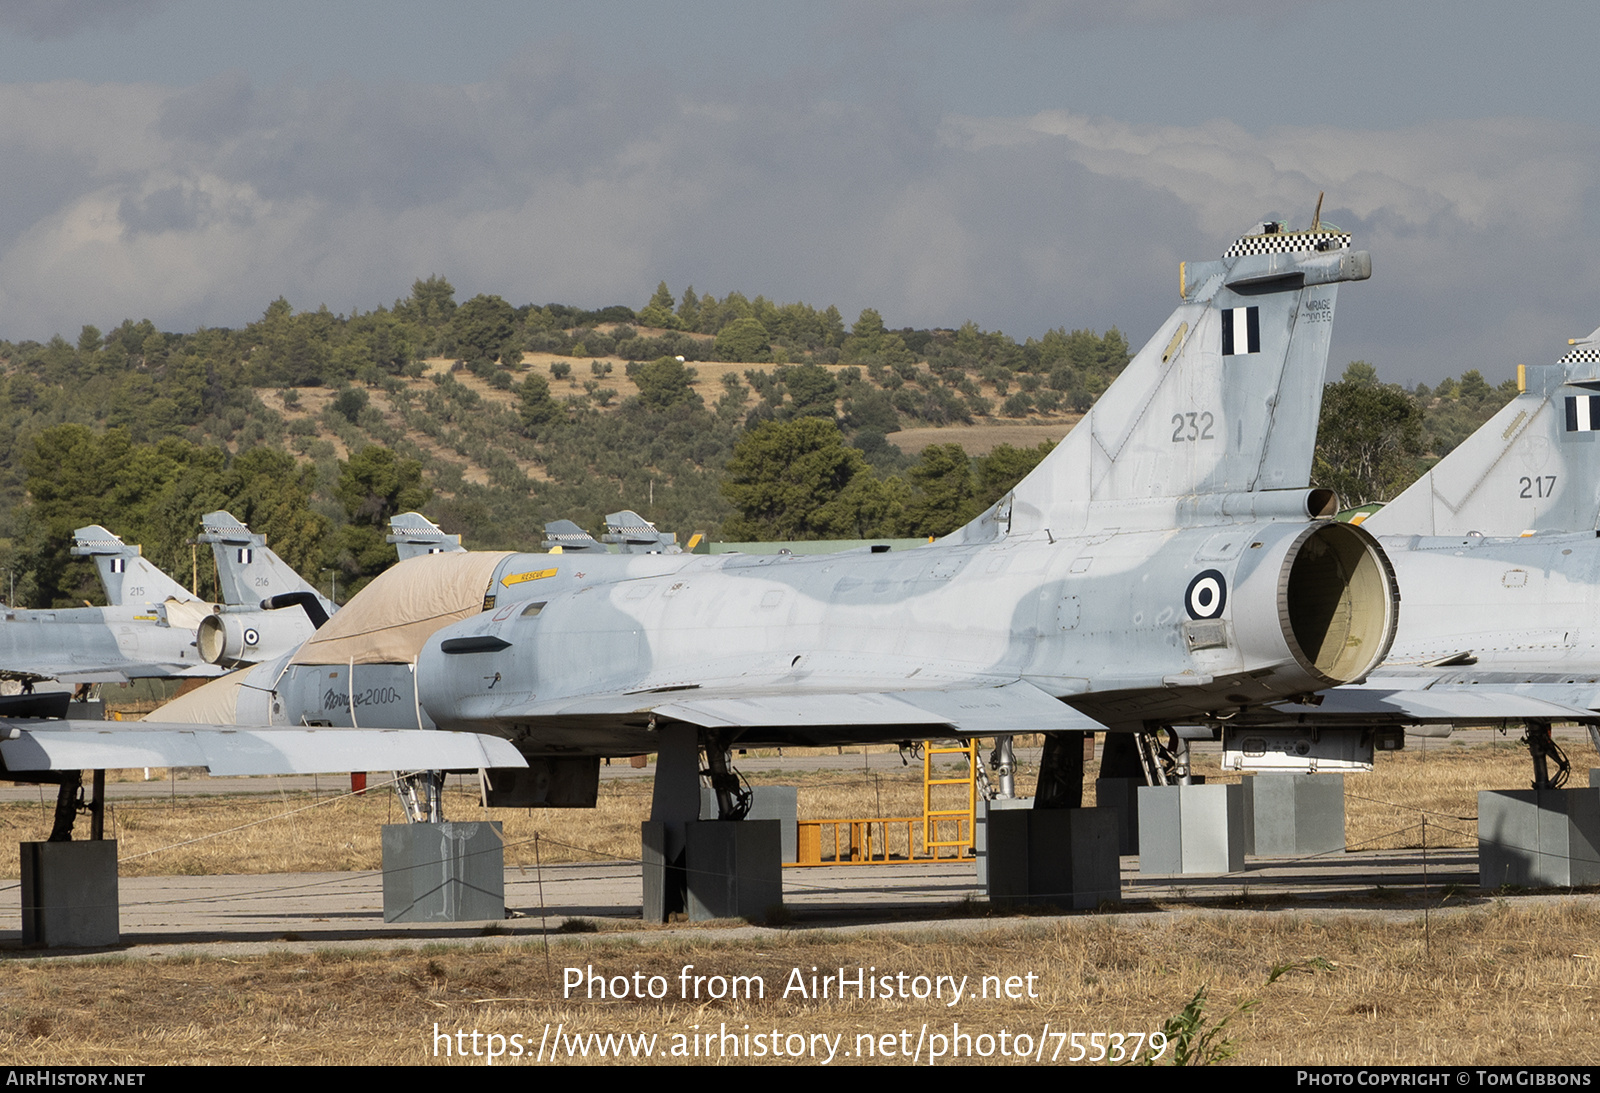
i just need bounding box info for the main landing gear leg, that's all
[1034,733,1085,809]
[1522,720,1570,791]
[394,771,444,823]
[990,736,1016,800]
[701,730,751,821]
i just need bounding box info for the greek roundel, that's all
[1220,307,1260,356]
[1185,569,1227,620]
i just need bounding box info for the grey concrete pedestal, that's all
[21,840,119,947]
[701,786,798,862]
[984,808,1120,910]
[1138,783,1245,874]
[643,819,783,922]
[382,822,504,923]
[975,797,1034,887]
[686,820,783,921]
[1095,777,1143,855]
[1479,788,1600,888]
[1243,774,1346,857]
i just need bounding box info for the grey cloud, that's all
[0,0,169,41]
[0,58,1594,388]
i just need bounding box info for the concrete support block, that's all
[21,840,118,948]
[1137,783,1245,875]
[641,821,685,923]
[1244,774,1346,857]
[685,820,783,922]
[382,822,504,923]
[1095,777,1143,854]
[975,797,1034,887]
[701,785,798,863]
[1479,788,1600,889]
[984,808,1120,910]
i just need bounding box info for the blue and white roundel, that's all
[243,627,260,647]
[1184,570,1227,620]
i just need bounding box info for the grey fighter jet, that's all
[1,518,522,788]
[0,529,219,686]
[96,217,1391,818]
[1230,329,1600,784]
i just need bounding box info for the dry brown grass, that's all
[3,904,1598,1065]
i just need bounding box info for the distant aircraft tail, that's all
[1363,328,1600,536]
[949,218,1370,542]
[387,512,465,560]
[194,512,334,614]
[542,519,605,553]
[604,510,680,553]
[70,526,196,606]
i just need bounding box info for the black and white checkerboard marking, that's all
[1223,231,1351,258]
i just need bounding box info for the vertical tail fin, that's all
[950,220,1370,542]
[387,512,465,560]
[1364,328,1600,536]
[70,526,195,606]
[194,511,335,613]
[603,510,680,553]
[542,519,605,553]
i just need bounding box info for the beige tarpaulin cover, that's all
[147,668,247,724]
[290,551,513,666]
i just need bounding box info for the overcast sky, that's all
[0,0,1595,384]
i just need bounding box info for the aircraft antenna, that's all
[1311,191,1324,231]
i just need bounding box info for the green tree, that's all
[518,372,559,429]
[1313,362,1424,507]
[898,444,977,537]
[633,356,701,411]
[452,293,517,365]
[775,362,838,419]
[330,446,431,594]
[217,448,328,577]
[973,440,1056,511]
[331,387,368,423]
[399,275,457,329]
[722,418,880,540]
[714,317,771,362]
[637,281,683,330]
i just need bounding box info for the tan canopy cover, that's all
[145,668,247,724]
[290,551,513,666]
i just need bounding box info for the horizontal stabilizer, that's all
[0,722,527,775]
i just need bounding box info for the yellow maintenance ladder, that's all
[789,740,980,865]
